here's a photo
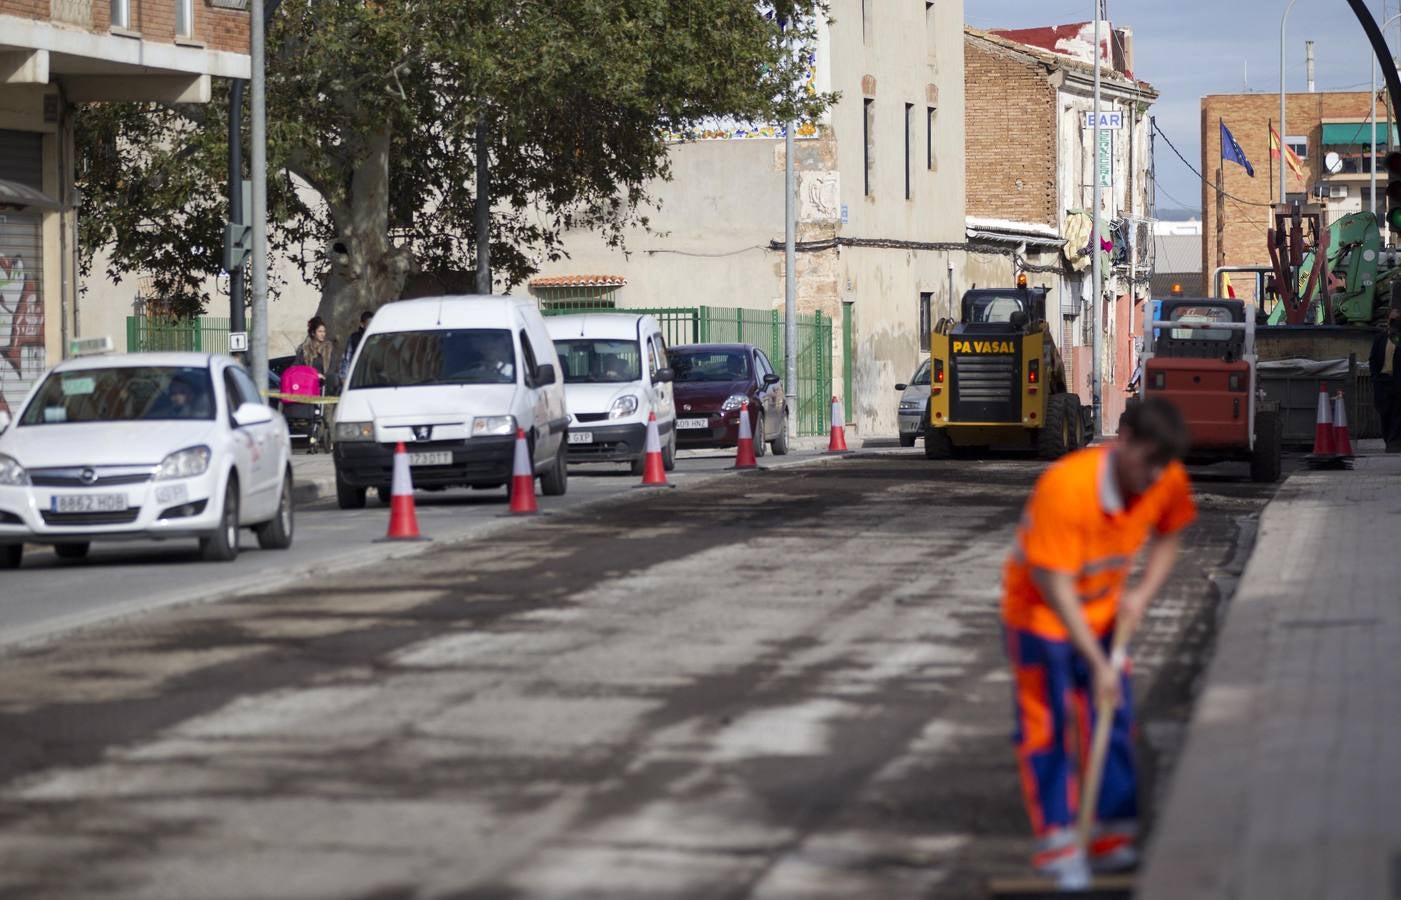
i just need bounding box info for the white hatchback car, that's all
[0,352,294,568]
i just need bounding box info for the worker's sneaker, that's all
[1090,821,1141,873]
[1033,828,1091,890]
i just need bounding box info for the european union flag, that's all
[1220,121,1255,177]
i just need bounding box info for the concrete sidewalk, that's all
[1141,445,1401,900]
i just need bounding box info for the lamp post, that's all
[1090,8,1103,438]
[1280,0,1299,206]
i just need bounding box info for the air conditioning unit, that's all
[1312,184,1349,200]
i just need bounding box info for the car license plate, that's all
[51,493,128,514]
[677,418,709,430]
[409,451,452,467]
[568,431,593,445]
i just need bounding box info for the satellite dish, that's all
[1325,151,1343,175]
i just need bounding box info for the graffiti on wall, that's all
[0,214,46,417]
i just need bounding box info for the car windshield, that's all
[350,329,516,388]
[966,294,1028,324]
[911,361,931,386]
[1167,305,1236,342]
[553,339,642,384]
[20,365,216,425]
[670,350,751,383]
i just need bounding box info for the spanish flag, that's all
[1270,126,1306,180]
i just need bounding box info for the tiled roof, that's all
[529,274,627,288]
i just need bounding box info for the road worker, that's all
[1001,397,1195,885]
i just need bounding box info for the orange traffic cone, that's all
[732,400,759,470]
[508,428,539,514]
[827,395,849,452]
[637,412,670,487]
[1308,385,1338,464]
[1332,391,1355,459]
[379,442,427,542]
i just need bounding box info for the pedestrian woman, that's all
[297,316,338,392]
[1370,306,1401,452]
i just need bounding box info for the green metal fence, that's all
[539,302,832,436]
[126,316,231,355]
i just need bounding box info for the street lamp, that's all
[1280,0,1299,206]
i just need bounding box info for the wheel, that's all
[336,468,367,510]
[1250,410,1283,483]
[771,414,791,455]
[541,443,568,496]
[1038,393,1076,460]
[1065,394,1085,449]
[753,412,767,457]
[199,477,241,562]
[374,485,390,506]
[54,542,90,560]
[663,428,677,471]
[0,544,20,570]
[924,425,953,459]
[255,469,295,550]
[899,432,917,448]
[629,451,646,476]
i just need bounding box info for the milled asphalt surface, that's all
[0,450,1282,899]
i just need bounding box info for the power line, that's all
[1151,120,1274,208]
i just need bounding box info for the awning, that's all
[0,178,63,212]
[1321,122,1398,146]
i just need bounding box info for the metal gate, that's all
[126,316,232,355]
[0,129,46,418]
[539,301,833,436]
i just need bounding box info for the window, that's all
[904,103,914,200]
[519,330,540,387]
[919,292,933,352]
[652,333,668,371]
[645,338,660,380]
[350,329,516,389]
[110,0,130,30]
[176,0,194,37]
[554,339,642,384]
[757,351,776,379]
[863,98,875,197]
[230,367,264,409]
[21,367,215,425]
[1285,135,1309,161]
[668,350,752,383]
[927,106,937,171]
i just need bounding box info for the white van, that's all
[332,295,568,508]
[545,313,676,474]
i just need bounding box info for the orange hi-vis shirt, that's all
[1002,446,1197,639]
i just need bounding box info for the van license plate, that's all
[677,418,709,430]
[409,452,452,467]
[52,493,128,513]
[568,432,593,445]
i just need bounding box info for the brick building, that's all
[964,23,1157,431]
[1201,90,1383,297]
[0,0,249,415]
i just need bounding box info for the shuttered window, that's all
[0,129,48,417]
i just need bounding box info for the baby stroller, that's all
[279,364,331,453]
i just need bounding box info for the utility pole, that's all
[249,0,269,390]
[1306,40,1316,93]
[228,79,245,353]
[475,118,491,295]
[1280,0,1299,206]
[1090,9,1103,438]
[784,121,797,436]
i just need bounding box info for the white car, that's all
[546,313,676,473]
[0,352,294,568]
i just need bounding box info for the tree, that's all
[76,0,832,341]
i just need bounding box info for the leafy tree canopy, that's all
[77,0,832,339]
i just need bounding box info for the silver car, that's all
[896,360,931,447]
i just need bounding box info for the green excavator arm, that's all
[1284,211,1393,326]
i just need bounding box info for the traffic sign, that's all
[229,332,249,352]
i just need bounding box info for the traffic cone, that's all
[828,395,849,452]
[509,428,539,514]
[1332,391,1355,459]
[732,400,759,470]
[637,412,669,487]
[379,442,426,542]
[1309,385,1338,461]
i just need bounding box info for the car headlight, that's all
[720,394,750,412]
[0,453,29,487]
[899,400,921,411]
[472,415,516,437]
[336,421,375,442]
[157,445,211,481]
[608,395,639,420]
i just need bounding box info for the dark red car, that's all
[669,343,790,456]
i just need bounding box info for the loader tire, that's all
[1038,393,1077,460]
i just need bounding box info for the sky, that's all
[965,0,1393,217]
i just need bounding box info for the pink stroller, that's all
[279,364,330,453]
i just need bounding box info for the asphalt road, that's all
[0,449,830,649]
[0,450,1282,899]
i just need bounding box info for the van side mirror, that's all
[762,373,781,386]
[894,383,908,391]
[654,367,674,384]
[232,402,274,428]
[535,363,557,386]
[0,411,10,433]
